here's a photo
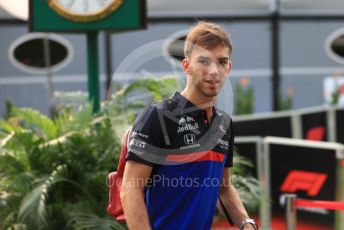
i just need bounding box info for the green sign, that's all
[29,0,147,32]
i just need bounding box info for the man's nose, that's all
[208,61,219,76]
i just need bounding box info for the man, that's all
[120,21,258,230]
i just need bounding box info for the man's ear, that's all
[182,58,190,75]
[227,61,232,75]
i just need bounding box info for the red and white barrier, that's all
[285,194,344,230]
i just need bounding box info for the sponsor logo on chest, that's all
[218,139,229,150]
[218,139,229,147]
[184,134,196,145]
[177,122,199,133]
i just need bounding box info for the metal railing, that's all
[285,194,344,230]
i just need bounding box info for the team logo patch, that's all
[178,116,195,125]
[129,139,146,148]
[184,134,196,145]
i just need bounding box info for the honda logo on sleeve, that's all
[184,134,196,145]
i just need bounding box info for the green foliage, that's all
[0,105,124,230]
[234,80,254,115]
[278,88,293,111]
[104,75,183,137]
[11,108,57,140]
[67,212,126,230]
[278,95,293,111]
[331,82,341,105]
[5,98,14,119]
[231,153,262,214]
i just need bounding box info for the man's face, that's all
[183,45,231,98]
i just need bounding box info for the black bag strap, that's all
[156,98,178,146]
[161,98,177,112]
[219,196,234,225]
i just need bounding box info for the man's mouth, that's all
[205,80,219,88]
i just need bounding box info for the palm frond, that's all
[122,77,163,102]
[54,103,95,138]
[231,152,255,175]
[0,154,27,175]
[0,117,24,134]
[0,172,34,195]
[17,165,68,229]
[231,174,262,213]
[12,108,57,140]
[1,212,24,230]
[0,131,15,148]
[38,131,75,148]
[231,151,262,214]
[157,75,182,98]
[67,211,127,230]
[3,130,36,152]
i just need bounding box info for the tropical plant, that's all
[330,71,343,105]
[0,105,126,229]
[52,91,88,115]
[234,78,254,115]
[231,152,261,214]
[278,87,293,111]
[104,75,183,137]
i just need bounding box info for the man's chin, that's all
[202,90,219,97]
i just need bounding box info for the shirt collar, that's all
[171,91,217,116]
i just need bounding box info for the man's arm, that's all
[120,160,152,230]
[219,167,257,230]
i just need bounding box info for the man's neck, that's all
[180,89,215,121]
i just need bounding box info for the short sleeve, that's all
[224,119,234,168]
[126,105,164,166]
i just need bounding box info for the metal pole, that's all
[335,151,344,230]
[257,140,268,229]
[43,33,55,117]
[285,194,297,230]
[271,0,281,111]
[87,31,100,113]
[261,141,271,229]
[327,106,336,142]
[291,113,302,139]
[104,31,113,100]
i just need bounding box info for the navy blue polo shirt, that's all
[127,92,234,230]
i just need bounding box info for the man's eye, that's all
[199,60,209,65]
[219,61,228,66]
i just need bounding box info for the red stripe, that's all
[166,151,225,163]
[295,199,344,210]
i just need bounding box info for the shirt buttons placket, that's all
[201,111,209,126]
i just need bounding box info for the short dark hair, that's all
[184,21,232,59]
